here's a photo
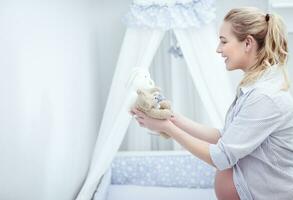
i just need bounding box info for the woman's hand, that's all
[130,108,172,134]
[168,112,180,125]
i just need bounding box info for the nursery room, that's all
[0,0,293,200]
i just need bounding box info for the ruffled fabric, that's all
[123,0,216,30]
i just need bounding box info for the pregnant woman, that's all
[131,7,293,200]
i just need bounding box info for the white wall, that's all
[0,1,99,199]
[96,0,132,127]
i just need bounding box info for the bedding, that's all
[94,151,216,200]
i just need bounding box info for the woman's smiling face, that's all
[216,22,248,71]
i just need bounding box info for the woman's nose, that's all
[216,45,222,54]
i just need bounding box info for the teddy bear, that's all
[126,67,156,110]
[132,86,173,139]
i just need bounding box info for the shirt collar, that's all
[238,65,284,96]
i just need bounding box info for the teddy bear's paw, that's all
[149,109,173,119]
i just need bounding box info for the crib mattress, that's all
[94,151,216,200]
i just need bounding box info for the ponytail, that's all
[264,13,289,90]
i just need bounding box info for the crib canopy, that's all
[76,0,233,199]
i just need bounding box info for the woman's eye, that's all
[221,41,227,44]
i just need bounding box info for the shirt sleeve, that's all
[217,128,224,137]
[209,91,282,170]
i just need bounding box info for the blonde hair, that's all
[224,7,290,90]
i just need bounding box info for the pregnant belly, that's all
[214,168,240,200]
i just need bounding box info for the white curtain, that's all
[0,1,99,200]
[76,28,166,200]
[77,23,233,200]
[174,26,234,127]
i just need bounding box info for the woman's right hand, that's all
[169,112,181,126]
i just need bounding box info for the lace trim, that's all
[123,0,216,30]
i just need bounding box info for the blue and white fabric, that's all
[111,153,215,188]
[123,0,216,30]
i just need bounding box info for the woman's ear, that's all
[244,35,256,52]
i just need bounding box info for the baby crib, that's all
[94,150,217,200]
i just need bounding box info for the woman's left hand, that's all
[130,108,171,133]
